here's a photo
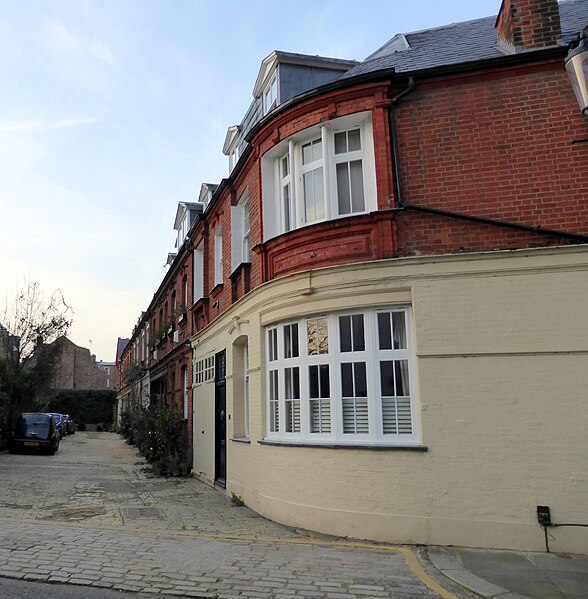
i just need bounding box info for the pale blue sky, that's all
[0,0,499,361]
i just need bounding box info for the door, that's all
[214,350,227,486]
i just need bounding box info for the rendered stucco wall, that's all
[191,246,588,553]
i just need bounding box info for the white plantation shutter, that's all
[342,397,368,434]
[310,399,331,433]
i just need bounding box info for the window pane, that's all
[393,312,407,349]
[283,183,291,232]
[302,139,321,164]
[341,362,353,397]
[334,131,347,154]
[281,154,289,178]
[309,365,318,398]
[307,318,328,355]
[268,329,278,361]
[395,360,410,396]
[284,325,291,359]
[350,160,365,213]
[378,313,392,350]
[380,361,394,396]
[348,129,361,151]
[304,168,325,223]
[339,315,352,352]
[285,367,300,399]
[292,323,299,357]
[313,168,325,221]
[336,162,351,215]
[312,139,322,161]
[352,314,365,351]
[319,364,330,398]
[354,362,367,397]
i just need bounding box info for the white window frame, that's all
[263,73,278,114]
[214,226,223,286]
[193,242,204,302]
[262,112,377,241]
[231,191,250,272]
[194,355,215,385]
[264,306,420,446]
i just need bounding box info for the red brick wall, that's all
[394,61,588,256]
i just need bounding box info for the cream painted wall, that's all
[190,246,588,553]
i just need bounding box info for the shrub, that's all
[118,404,190,476]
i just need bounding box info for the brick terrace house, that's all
[118,0,588,553]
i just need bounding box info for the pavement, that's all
[0,432,586,599]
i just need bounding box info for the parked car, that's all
[63,414,76,435]
[9,412,60,455]
[46,412,65,439]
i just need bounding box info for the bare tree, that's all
[1,278,73,362]
[0,278,74,444]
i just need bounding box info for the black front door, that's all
[214,350,227,486]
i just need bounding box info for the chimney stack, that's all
[496,0,561,51]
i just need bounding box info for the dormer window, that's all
[263,74,278,114]
[223,126,241,174]
[229,144,240,172]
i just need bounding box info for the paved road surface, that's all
[0,432,469,598]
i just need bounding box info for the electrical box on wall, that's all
[537,505,552,526]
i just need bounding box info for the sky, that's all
[0,0,500,362]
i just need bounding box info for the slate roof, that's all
[342,0,587,79]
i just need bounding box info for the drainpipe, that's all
[388,77,415,208]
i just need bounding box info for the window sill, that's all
[210,283,224,295]
[231,437,251,444]
[190,296,209,310]
[258,439,428,451]
[229,261,252,280]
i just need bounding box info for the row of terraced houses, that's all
[117,0,588,554]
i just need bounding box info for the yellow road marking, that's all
[0,516,459,598]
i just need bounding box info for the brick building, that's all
[50,337,108,390]
[118,0,588,553]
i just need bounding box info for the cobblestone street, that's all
[0,433,463,598]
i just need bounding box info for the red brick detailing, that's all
[262,212,395,281]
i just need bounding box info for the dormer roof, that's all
[199,183,218,204]
[222,126,240,155]
[173,202,202,230]
[252,50,358,98]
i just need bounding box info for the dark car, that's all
[63,414,76,435]
[46,412,65,439]
[9,412,60,455]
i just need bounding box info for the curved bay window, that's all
[262,111,377,241]
[265,306,420,446]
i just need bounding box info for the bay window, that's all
[262,112,377,240]
[231,191,251,271]
[265,306,419,445]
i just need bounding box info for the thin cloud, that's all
[48,20,118,68]
[0,117,98,134]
